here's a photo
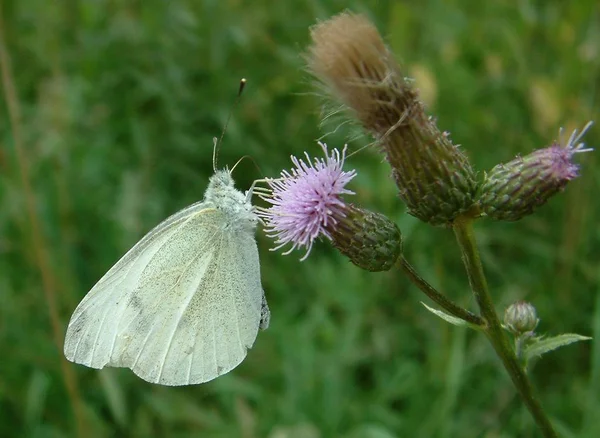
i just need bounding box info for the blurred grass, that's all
[1,0,599,437]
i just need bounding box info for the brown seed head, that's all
[307,13,478,226]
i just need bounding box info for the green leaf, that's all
[421,302,482,330]
[523,333,592,362]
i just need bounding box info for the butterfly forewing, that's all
[63,204,209,369]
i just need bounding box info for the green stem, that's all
[398,256,484,327]
[453,219,557,438]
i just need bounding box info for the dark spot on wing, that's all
[77,310,87,325]
[127,294,142,309]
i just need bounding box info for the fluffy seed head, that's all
[308,13,399,133]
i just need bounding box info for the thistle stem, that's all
[398,256,484,327]
[452,219,557,437]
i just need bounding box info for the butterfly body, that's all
[64,170,269,386]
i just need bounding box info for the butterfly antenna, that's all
[231,154,263,175]
[213,78,247,172]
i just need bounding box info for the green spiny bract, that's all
[327,204,402,272]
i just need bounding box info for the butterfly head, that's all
[207,168,235,189]
[204,169,258,229]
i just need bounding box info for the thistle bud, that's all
[504,301,539,335]
[307,13,478,226]
[478,122,593,221]
[327,204,402,272]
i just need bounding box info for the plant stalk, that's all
[398,256,484,327]
[453,218,557,437]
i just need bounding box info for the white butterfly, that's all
[64,147,269,386]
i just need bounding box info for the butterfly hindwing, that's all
[64,202,264,385]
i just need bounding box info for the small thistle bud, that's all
[327,204,402,272]
[307,13,478,226]
[478,122,594,221]
[504,301,539,335]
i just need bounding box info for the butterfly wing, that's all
[64,202,264,385]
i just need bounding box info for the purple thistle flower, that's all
[548,121,595,180]
[258,142,357,260]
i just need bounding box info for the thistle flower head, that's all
[259,143,402,270]
[478,121,594,221]
[307,13,478,226]
[258,143,356,260]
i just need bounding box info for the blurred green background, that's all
[1,0,599,437]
